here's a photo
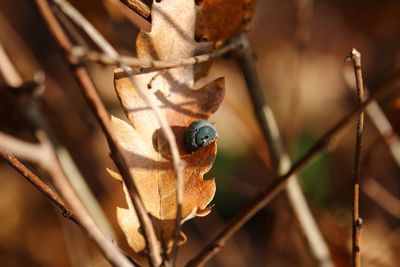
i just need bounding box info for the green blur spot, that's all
[291,133,333,205]
[208,151,248,220]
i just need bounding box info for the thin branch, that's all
[343,60,400,174]
[347,48,364,267]
[118,0,151,20]
[185,61,399,267]
[50,0,195,264]
[42,137,138,267]
[36,1,162,266]
[233,34,282,172]
[343,55,400,222]
[0,33,116,240]
[0,151,75,220]
[233,33,334,267]
[51,0,117,57]
[0,131,137,267]
[70,41,242,72]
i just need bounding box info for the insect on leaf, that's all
[109,0,225,252]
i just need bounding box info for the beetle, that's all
[184,120,217,152]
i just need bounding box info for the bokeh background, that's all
[1,0,400,266]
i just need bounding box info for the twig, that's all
[42,137,138,267]
[0,151,75,220]
[233,34,334,267]
[50,0,192,264]
[51,0,117,57]
[343,57,400,221]
[70,41,242,72]
[233,34,282,172]
[0,34,116,240]
[36,0,162,266]
[0,131,136,267]
[346,48,364,267]
[118,0,151,20]
[363,178,400,220]
[185,63,398,267]
[1,151,94,266]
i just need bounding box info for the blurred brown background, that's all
[1,0,400,266]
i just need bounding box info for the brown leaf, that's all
[196,0,257,47]
[110,0,225,252]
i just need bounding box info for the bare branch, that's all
[0,151,74,220]
[36,0,162,266]
[0,131,136,267]
[49,0,202,263]
[185,62,399,267]
[343,53,400,222]
[233,34,333,267]
[0,31,116,240]
[346,48,364,267]
[70,41,242,71]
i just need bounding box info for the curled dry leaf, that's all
[109,0,225,252]
[196,0,257,47]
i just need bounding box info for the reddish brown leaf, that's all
[196,0,257,47]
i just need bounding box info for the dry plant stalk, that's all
[38,0,235,266]
[70,41,242,72]
[36,0,162,266]
[0,25,130,264]
[50,0,197,261]
[1,148,135,265]
[2,0,400,266]
[234,34,333,267]
[0,151,74,220]
[0,31,116,240]
[0,130,136,267]
[347,48,365,267]
[186,71,398,266]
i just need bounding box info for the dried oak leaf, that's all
[196,0,257,47]
[109,0,224,252]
